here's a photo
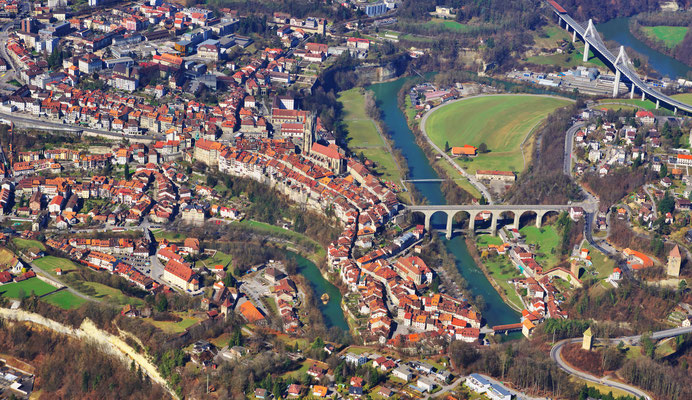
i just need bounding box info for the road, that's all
[27,260,96,302]
[563,121,585,177]
[0,110,159,142]
[550,326,692,400]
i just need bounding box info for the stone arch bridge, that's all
[406,204,574,239]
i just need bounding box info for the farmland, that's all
[424,95,571,174]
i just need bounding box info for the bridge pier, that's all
[445,213,453,240]
[424,212,432,233]
[583,42,590,62]
[641,91,645,101]
[612,70,621,98]
[513,213,521,229]
[490,212,498,236]
[469,217,476,234]
[674,107,678,115]
[535,211,546,228]
[656,99,660,109]
[572,29,577,43]
[630,84,635,99]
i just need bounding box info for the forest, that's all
[507,103,584,205]
[0,319,169,399]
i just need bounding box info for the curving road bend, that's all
[550,326,692,400]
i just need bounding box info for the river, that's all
[285,250,349,330]
[368,78,520,327]
[597,17,691,79]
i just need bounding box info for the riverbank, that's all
[464,237,524,313]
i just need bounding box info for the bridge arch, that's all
[449,210,471,236]
[540,210,561,227]
[517,210,538,230]
[497,210,517,231]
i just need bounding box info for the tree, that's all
[445,141,451,152]
[659,163,668,178]
[657,191,675,215]
[478,142,488,153]
[155,293,168,312]
[124,164,131,180]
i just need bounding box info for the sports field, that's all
[43,290,87,309]
[425,95,571,174]
[0,278,57,298]
[338,88,406,188]
[641,26,688,48]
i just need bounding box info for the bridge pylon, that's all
[582,19,596,62]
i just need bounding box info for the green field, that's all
[641,26,688,48]
[476,235,504,247]
[425,95,571,174]
[519,225,560,269]
[583,243,616,280]
[148,313,201,333]
[0,278,57,298]
[33,256,80,277]
[43,290,87,309]
[480,256,524,310]
[204,251,232,268]
[12,238,46,252]
[533,25,571,48]
[425,18,472,32]
[82,281,144,306]
[338,88,406,187]
[527,47,606,69]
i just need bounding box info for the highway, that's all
[547,1,692,114]
[550,326,692,400]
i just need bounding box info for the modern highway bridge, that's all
[547,0,692,114]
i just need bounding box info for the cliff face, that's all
[0,308,177,399]
[355,57,408,83]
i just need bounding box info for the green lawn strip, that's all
[424,18,472,32]
[148,314,201,333]
[526,47,606,68]
[432,159,482,199]
[533,25,571,48]
[672,93,692,104]
[12,238,46,252]
[42,290,87,309]
[33,256,80,277]
[641,26,688,48]
[426,95,570,174]
[482,256,524,310]
[204,251,232,268]
[476,235,504,246]
[582,243,616,280]
[519,225,560,269]
[339,88,404,185]
[81,281,144,306]
[0,278,57,298]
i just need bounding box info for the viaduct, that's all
[406,204,575,239]
[547,0,692,114]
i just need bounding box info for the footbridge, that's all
[406,204,574,239]
[547,0,692,114]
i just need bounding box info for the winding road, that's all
[550,326,692,400]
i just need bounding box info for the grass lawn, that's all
[672,93,692,104]
[519,225,560,268]
[12,238,46,252]
[424,18,472,32]
[533,25,571,48]
[0,278,57,298]
[33,256,80,277]
[583,244,615,280]
[526,47,606,69]
[482,256,524,310]
[641,26,688,48]
[147,313,201,333]
[43,290,87,309]
[282,359,312,379]
[234,220,325,259]
[425,95,571,174]
[82,281,144,306]
[569,377,632,399]
[152,229,186,242]
[338,88,405,185]
[476,235,504,246]
[203,251,232,268]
